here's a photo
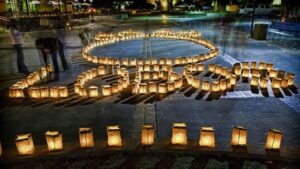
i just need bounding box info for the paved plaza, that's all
[0,16,300,166]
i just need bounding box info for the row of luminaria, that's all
[83,30,219,66]
[232,61,295,89]
[0,124,282,157]
[9,65,69,98]
[73,61,295,98]
[9,61,295,99]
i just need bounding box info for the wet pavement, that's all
[0,15,300,159]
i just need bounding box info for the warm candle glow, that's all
[107,125,122,147]
[199,127,215,148]
[197,64,204,72]
[230,74,237,85]
[281,78,289,88]
[144,64,150,71]
[160,71,169,80]
[208,64,216,72]
[138,58,144,66]
[28,87,40,98]
[269,69,278,79]
[50,87,59,98]
[158,83,168,94]
[39,87,49,98]
[102,85,112,96]
[219,79,227,91]
[234,66,242,76]
[174,58,181,65]
[166,58,172,65]
[241,62,249,69]
[151,58,157,65]
[266,63,273,71]
[250,62,256,69]
[250,76,259,86]
[130,58,136,66]
[171,123,187,145]
[122,58,128,66]
[58,86,68,98]
[46,64,53,73]
[231,126,247,146]
[167,81,175,92]
[201,80,210,91]
[79,128,94,148]
[192,78,200,88]
[143,71,150,80]
[272,78,282,89]
[265,129,282,150]
[139,83,148,94]
[9,86,24,98]
[79,87,87,97]
[89,86,99,97]
[98,66,106,75]
[287,75,294,86]
[242,68,250,78]
[111,84,119,94]
[148,82,157,93]
[260,78,268,89]
[141,124,155,146]
[258,62,266,70]
[45,131,63,152]
[15,134,35,155]
[211,81,220,92]
[175,78,183,89]
[252,68,260,78]
[214,66,222,75]
[0,142,2,156]
[159,58,166,65]
[221,67,228,77]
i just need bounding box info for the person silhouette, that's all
[35,37,68,80]
[7,20,29,74]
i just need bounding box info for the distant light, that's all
[272,0,281,5]
[161,0,168,11]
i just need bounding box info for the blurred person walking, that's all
[35,37,68,80]
[7,20,29,74]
